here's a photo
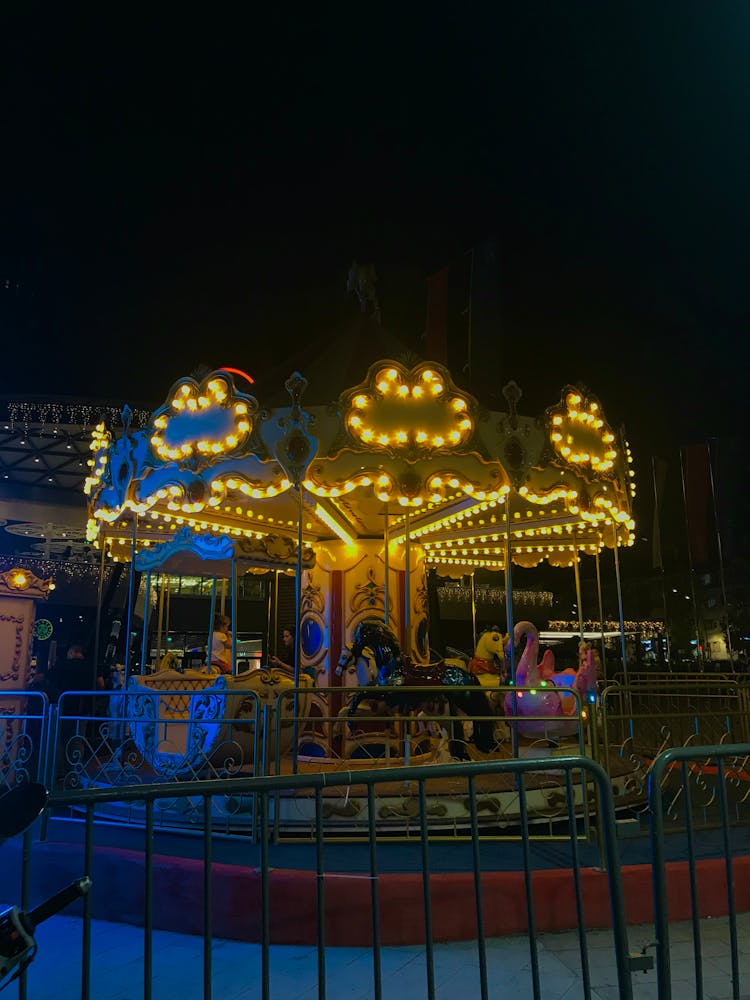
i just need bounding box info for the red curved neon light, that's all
[219,366,255,385]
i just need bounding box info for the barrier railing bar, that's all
[203,796,213,1000]
[418,779,435,1000]
[467,774,488,1000]
[144,799,154,1000]
[679,759,703,1000]
[18,828,31,1000]
[716,757,739,1000]
[565,769,592,998]
[82,804,94,1000]
[518,769,541,999]
[260,791,270,1000]
[366,784,382,1000]
[315,787,326,1000]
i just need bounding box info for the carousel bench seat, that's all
[126,667,316,777]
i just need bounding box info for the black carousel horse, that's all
[337,618,495,755]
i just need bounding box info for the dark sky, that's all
[4,5,750,463]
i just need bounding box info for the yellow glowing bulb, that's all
[396,430,407,443]
[412,385,424,398]
[362,428,374,441]
[238,420,250,432]
[377,380,389,393]
[377,475,389,487]
[397,384,409,397]
[386,369,398,380]
[354,395,368,408]
[431,477,442,487]
[459,418,471,431]
[422,370,434,382]
[553,415,563,425]
[235,402,247,414]
[449,430,461,443]
[431,382,444,395]
[433,435,444,446]
[378,433,389,445]
[187,398,197,410]
[452,398,466,411]
[226,435,238,447]
[350,415,362,428]
[416,431,427,443]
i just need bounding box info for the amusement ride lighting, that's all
[314,504,355,546]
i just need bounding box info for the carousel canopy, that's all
[85,358,636,573]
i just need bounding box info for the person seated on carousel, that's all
[269,625,316,682]
[209,613,233,674]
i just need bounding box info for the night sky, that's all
[4,5,750,465]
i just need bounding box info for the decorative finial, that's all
[502,381,522,429]
[347,260,381,322]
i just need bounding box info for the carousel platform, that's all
[5,815,750,947]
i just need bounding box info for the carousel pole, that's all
[292,487,304,773]
[505,499,517,758]
[139,571,151,673]
[594,548,608,676]
[155,573,166,664]
[612,530,628,683]
[207,578,217,670]
[403,511,412,657]
[264,573,273,666]
[572,533,585,642]
[92,540,107,687]
[383,503,390,626]
[220,578,227,617]
[231,556,238,676]
[123,517,138,689]
[470,572,478,653]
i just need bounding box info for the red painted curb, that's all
[21,844,750,945]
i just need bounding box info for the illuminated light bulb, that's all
[449,478,459,488]
[385,368,398,380]
[226,435,238,447]
[378,433,389,445]
[172,399,184,410]
[377,380,389,393]
[449,430,461,443]
[154,416,167,429]
[362,428,374,441]
[431,493,441,502]
[553,415,563,425]
[431,382,444,395]
[422,370,434,382]
[396,430,407,443]
[187,398,197,411]
[416,431,428,443]
[377,491,389,502]
[349,415,362,428]
[551,432,562,442]
[412,385,424,398]
[238,420,250,433]
[397,384,409,397]
[561,446,571,456]
[360,476,371,486]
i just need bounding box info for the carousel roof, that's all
[84,357,636,573]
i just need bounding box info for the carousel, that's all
[76,355,642,834]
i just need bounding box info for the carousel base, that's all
[7,817,750,946]
[69,741,648,836]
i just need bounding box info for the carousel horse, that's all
[338,618,495,754]
[505,621,599,739]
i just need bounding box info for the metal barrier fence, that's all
[0,691,48,791]
[650,742,750,1000]
[14,755,634,1000]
